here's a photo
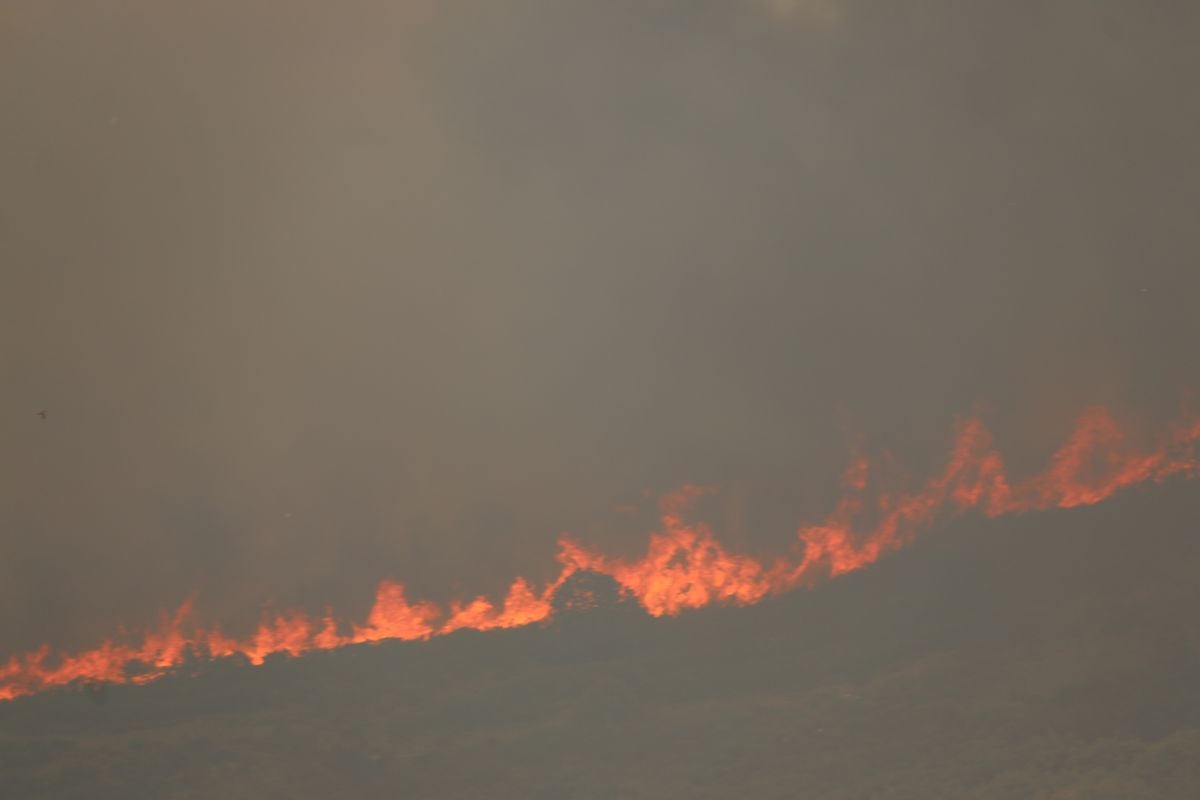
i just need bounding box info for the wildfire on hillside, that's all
[2,406,1196,702]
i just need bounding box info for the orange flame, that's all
[2,406,1197,702]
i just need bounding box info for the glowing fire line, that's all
[2,406,1197,702]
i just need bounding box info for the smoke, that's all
[2,0,1199,656]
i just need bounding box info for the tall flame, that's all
[2,406,1197,702]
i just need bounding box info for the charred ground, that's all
[2,487,1199,799]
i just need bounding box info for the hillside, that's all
[2,487,1199,799]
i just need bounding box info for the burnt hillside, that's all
[2,486,1199,799]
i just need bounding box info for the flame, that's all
[2,405,1197,702]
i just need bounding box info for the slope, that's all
[1,486,1198,799]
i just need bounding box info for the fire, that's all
[2,405,1197,702]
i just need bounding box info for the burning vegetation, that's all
[1,405,1197,702]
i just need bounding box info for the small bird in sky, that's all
[37,410,47,419]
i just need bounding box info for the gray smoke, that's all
[3,0,1198,655]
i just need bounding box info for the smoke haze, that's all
[3,0,1199,656]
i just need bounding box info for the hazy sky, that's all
[3,0,1199,655]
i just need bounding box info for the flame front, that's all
[3,406,1197,702]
